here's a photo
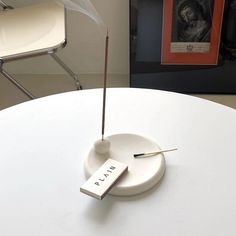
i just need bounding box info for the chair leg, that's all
[50,53,82,90]
[0,63,35,100]
[0,0,13,10]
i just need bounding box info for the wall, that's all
[4,0,129,75]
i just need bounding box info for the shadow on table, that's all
[82,172,168,224]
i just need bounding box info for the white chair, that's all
[0,0,82,99]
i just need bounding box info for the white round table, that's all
[0,88,236,235]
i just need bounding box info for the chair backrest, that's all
[0,1,66,62]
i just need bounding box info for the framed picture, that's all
[161,0,225,65]
[130,0,236,94]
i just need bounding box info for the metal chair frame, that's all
[0,1,82,100]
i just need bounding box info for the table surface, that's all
[0,88,236,236]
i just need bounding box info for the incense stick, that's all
[133,148,178,158]
[101,29,109,141]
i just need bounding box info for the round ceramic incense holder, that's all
[84,133,166,196]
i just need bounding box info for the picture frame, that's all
[130,0,236,94]
[161,0,225,65]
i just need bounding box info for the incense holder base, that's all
[84,133,166,197]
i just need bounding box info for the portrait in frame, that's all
[161,0,225,65]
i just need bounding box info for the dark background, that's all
[130,0,236,94]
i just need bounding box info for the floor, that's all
[1,74,236,110]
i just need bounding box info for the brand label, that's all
[80,159,128,200]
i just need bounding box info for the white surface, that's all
[4,0,129,74]
[81,158,128,200]
[0,88,236,235]
[94,139,111,154]
[85,133,166,196]
[0,1,65,60]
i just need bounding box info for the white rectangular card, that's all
[80,159,128,200]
